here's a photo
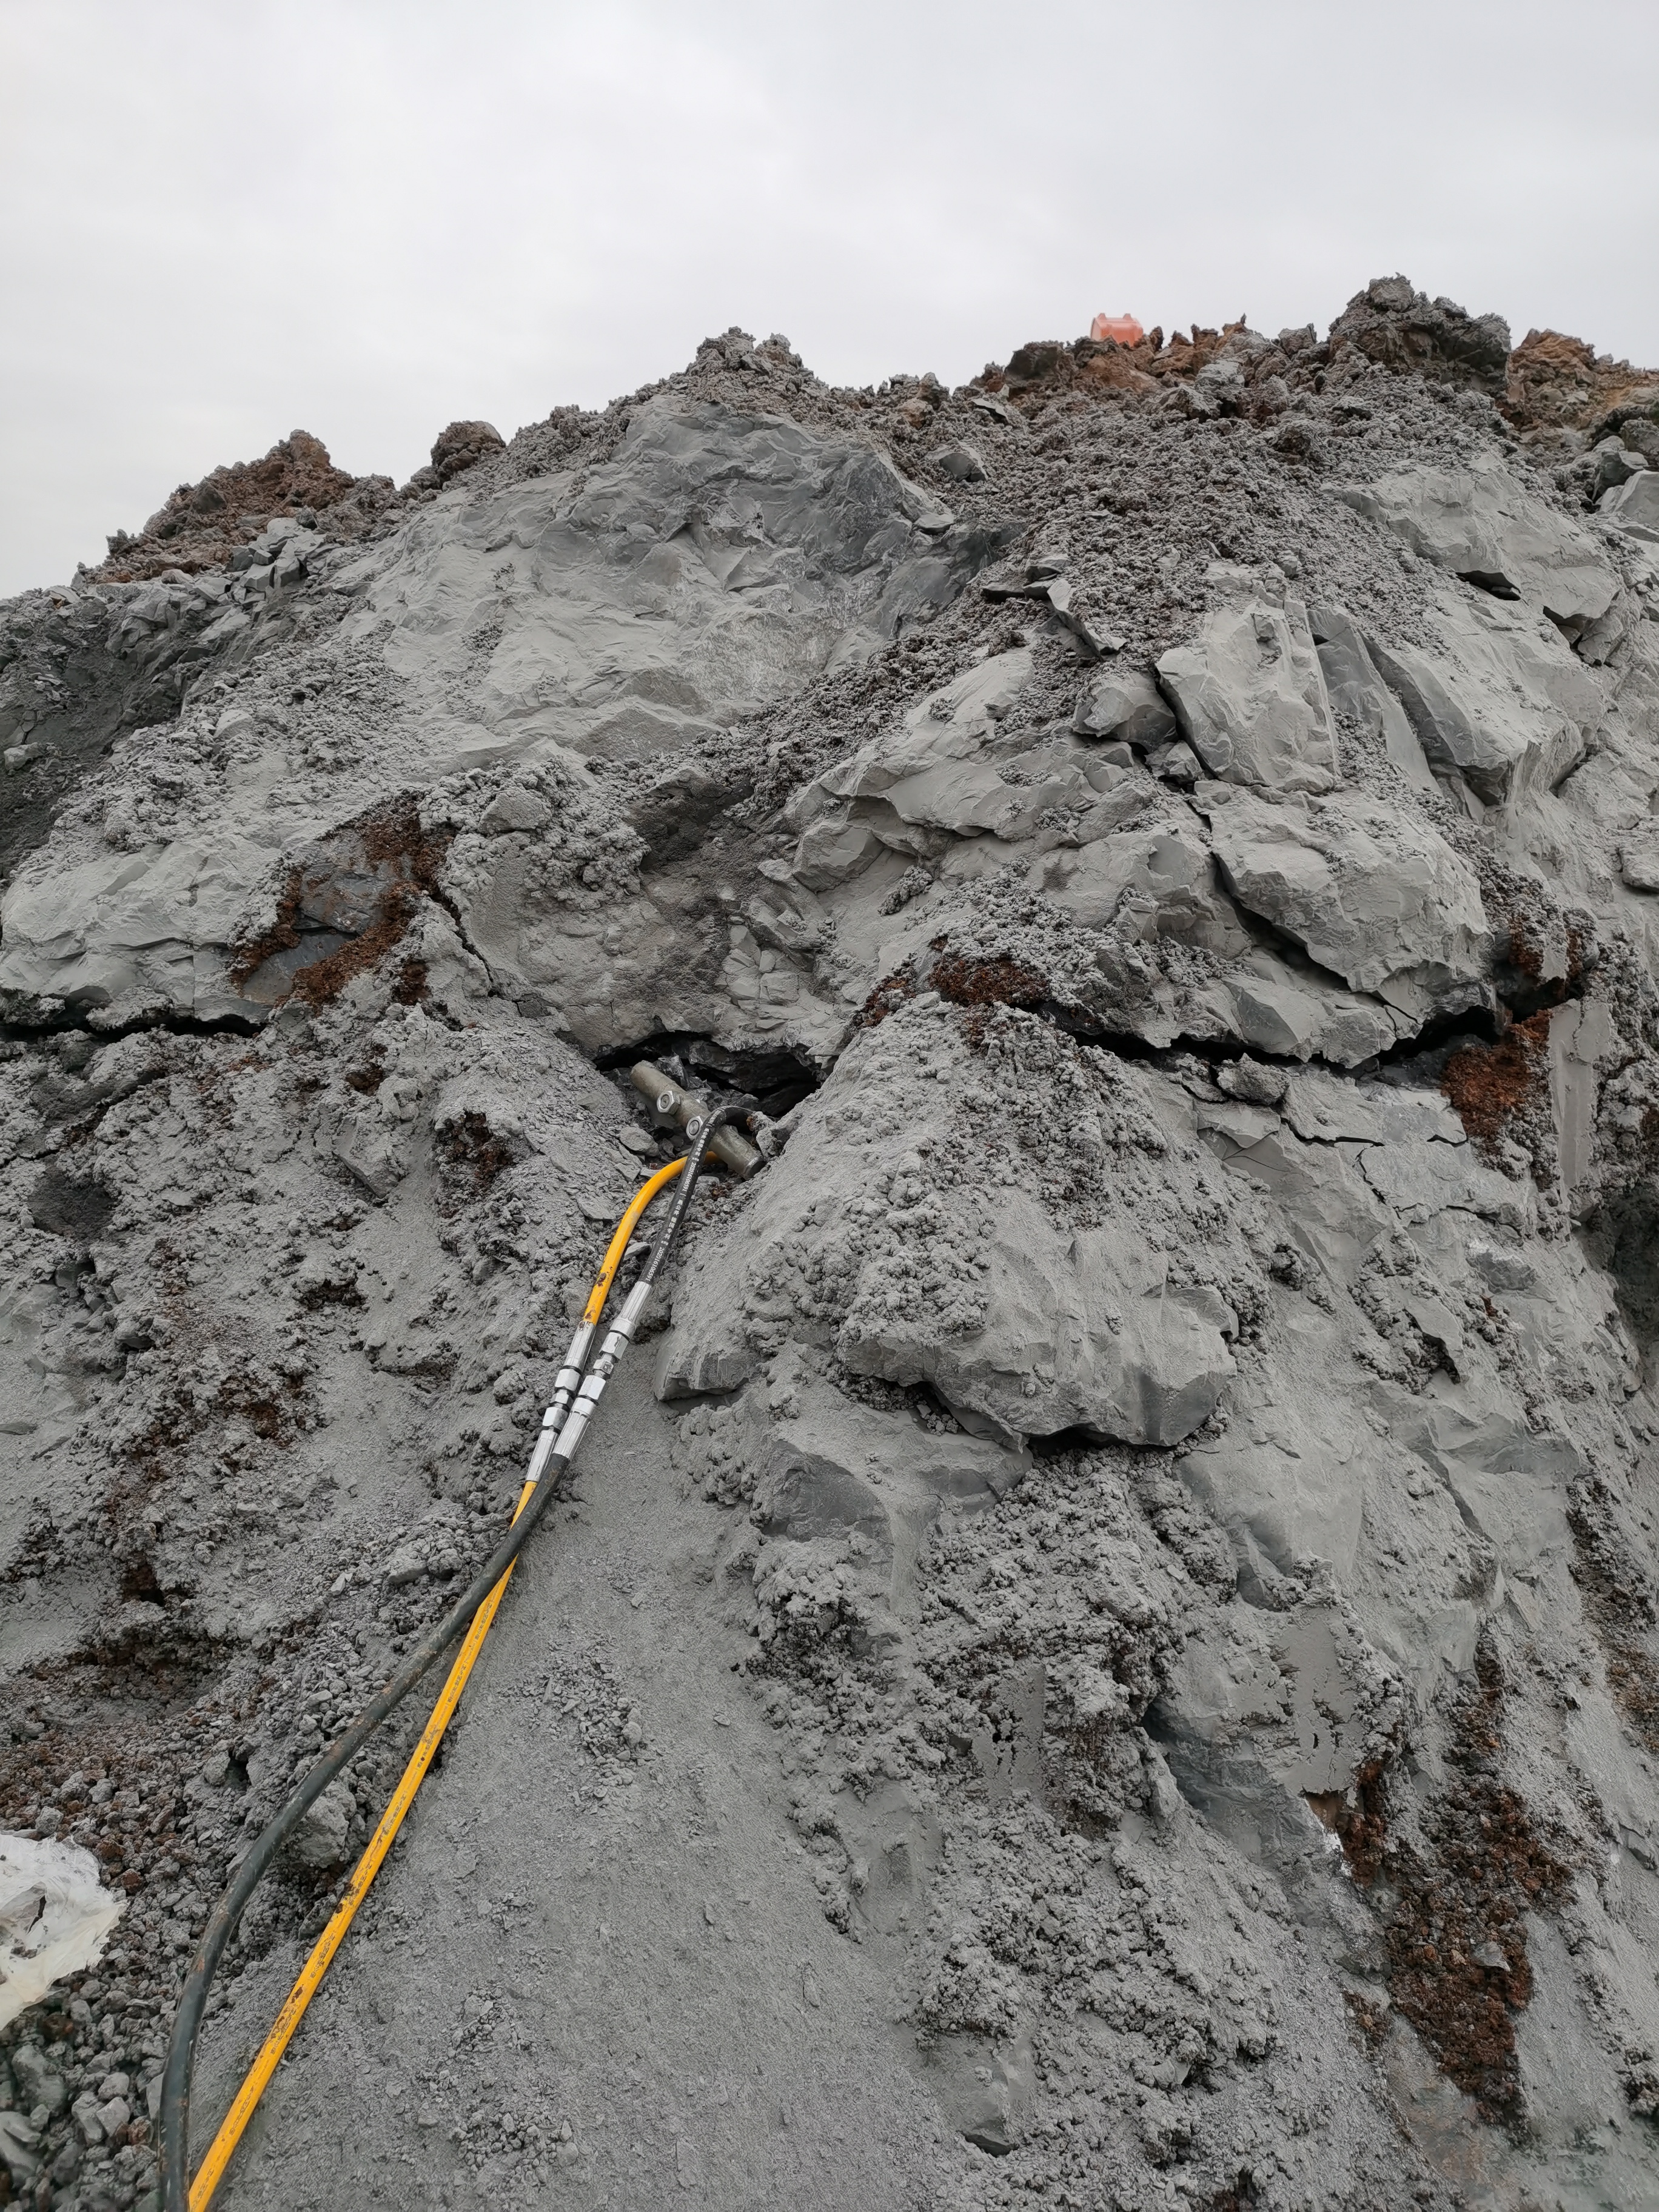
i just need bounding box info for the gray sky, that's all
[3,0,1655,596]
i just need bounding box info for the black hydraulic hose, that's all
[638,1104,739,1290]
[159,1460,568,2210]
[161,1104,753,2211]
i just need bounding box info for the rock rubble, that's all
[5,276,1659,2210]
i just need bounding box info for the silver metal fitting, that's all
[630,1061,763,1179]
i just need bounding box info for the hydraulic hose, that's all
[160,1466,565,2211]
[161,1119,744,2210]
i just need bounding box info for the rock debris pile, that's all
[5,278,1659,2210]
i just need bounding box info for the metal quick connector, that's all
[525,1321,598,1486]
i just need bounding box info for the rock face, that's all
[1155,589,1339,792]
[427,419,506,484]
[6,294,1659,2212]
[1506,324,1659,435]
[1366,581,1605,806]
[350,397,998,766]
[1205,785,1490,1019]
[660,1005,1252,1449]
[1337,451,1618,632]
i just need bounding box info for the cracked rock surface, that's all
[6,286,1659,2210]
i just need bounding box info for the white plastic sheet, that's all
[0,1832,126,2027]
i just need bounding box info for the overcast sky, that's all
[2,0,1656,596]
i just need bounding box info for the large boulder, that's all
[1366,582,1606,807]
[1156,595,1339,794]
[657,999,1258,1447]
[1205,786,1489,1023]
[1338,452,1618,634]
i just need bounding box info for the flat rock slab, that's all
[1366,583,1603,808]
[1156,597,1338,794]
[1339,453,1618,631]
[1205,785,1489,1021]
[0,833,276,1020]
[1039,820,1250,958]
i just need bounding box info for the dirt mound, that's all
[7,276,1659,2212]
[95,430,394,583]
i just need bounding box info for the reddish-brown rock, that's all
[95,429,393,582]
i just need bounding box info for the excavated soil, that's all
[6,276,1659,2212]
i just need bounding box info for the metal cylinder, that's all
[629,1060,764,1179]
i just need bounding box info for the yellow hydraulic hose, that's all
[187,1156,686,2210]
[584,1155,685,1324]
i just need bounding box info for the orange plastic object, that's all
[1090,312,1145,347]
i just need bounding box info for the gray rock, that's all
[1039,822,1250,959]
[1156,599,1339,793]
[285,1778,355,1872]
[1206,786,1488,1022]
[922,2031,1034,2154]
[1591,438,1649,500]
[1279,1068,1396,1144]
[1215,965,1329,1061]
[1620,828,1659,893]
[659,1006,1248,1447]
[480,785,551,834]
[927,443,987,483]
[1217,1056,1287,1105]
[788,816,883,891]
[1071,669,1177,749]
[1366,582,1603,808]
[357,398,987,757]
[0,400,1005,1026]
[8,2049,66,2119]
[383,1540,426,1586]
[1338,452,1618,632]
[1196,357,1247,407]
[851,751,1087,851]
[1357,1136,1532,1229]
[0,2110,41,2185]
[430,418,506,484]
[1600,468,1659,540]
[1147,738,1202,785]
[0,834,272,1019]
[809,649,1088,849]
[95,2093,131,2136]
[1309,605,1435,789]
